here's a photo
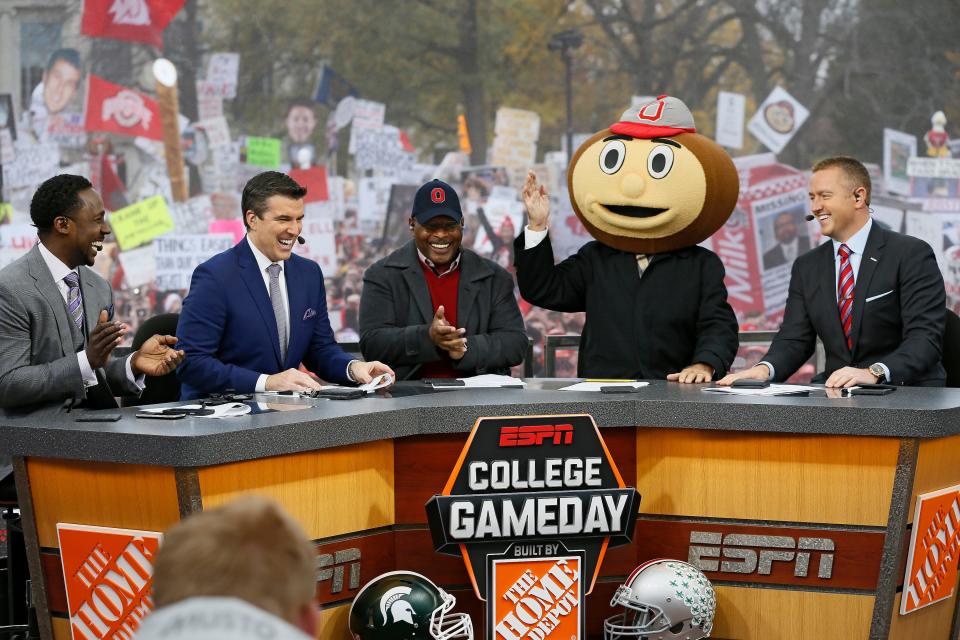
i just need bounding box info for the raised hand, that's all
[87,310,126,369]
[521,171,550,231]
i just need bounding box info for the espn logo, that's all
[499,424,573,447]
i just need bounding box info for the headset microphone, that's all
[296,236,305,245]
[805,214,816,221]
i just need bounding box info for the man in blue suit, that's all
[177,171,392,399]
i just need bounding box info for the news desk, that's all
[3,380,960,640]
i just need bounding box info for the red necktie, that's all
[837,244,854,350]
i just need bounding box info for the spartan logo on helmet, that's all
[380,586,417,625]
[350,571,473,640]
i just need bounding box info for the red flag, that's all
[81,0,185,48]
[84,74,163,141]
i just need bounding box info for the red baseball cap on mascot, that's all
[610,95,697,139]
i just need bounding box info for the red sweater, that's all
[419,260,461,378]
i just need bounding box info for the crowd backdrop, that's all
[2,0,960,380]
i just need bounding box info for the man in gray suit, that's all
[359,179,527,380]
[0,175,185,418]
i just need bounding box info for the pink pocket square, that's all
[303,308,317,320]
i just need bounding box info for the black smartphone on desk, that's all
[423,378,465,387]
[732,379,769,389]
[845,384,896,396]
[315,388,365,400]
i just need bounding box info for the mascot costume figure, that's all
[515,95,740,381]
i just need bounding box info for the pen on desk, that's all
[584,379,638,383]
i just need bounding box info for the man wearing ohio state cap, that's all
[360,179,528,380]
[517,96,739,382]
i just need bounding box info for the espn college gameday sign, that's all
[426,415,640,640]
[57,523,162,639]
[900,483,960,615]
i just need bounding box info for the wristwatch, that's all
[868,363,886,383]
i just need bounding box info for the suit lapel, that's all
[399,244,434,323]
[78,269,100,339]
[26,246,73,357]
[818,242,850,355]
[284,257,306,368]
[236,241,283,367]
[850,224,885,356]
[457,252,489,330]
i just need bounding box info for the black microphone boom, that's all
[805,214,815,221]
[296,236,306,244]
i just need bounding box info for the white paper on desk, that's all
[359,373,394,392]
[701,384,816,396]
[558,381,650,392]
[138,402,252,418]
[320,372,395,393]
[454,374,526,388]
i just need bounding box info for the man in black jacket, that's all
[360,180,527,380]
[516,171,738,381]
[719,156,946,387]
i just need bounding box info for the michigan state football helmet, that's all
[604,559,715,640]
[349,571,473,640]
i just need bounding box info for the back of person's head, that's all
[151,495,316,629]
[812,156,872,205]
[241,171,307,229]
[30,174,92,234]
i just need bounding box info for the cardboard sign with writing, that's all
[900,484,960,614]
[747,86,809,155]
[715,91,746,150]
[154,233,234,290]
[1,141,60,191]
[119,244,157,288]
[206,52,239,99]
[246,136,282,169]
[110,196,175,250]
[57,523,162,640]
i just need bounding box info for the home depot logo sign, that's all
[57,523,162,639]
[493,556,580,640]
[901,484,960,615]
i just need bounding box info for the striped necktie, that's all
[267,263,288,361]
[837,244,854,350]
[63,272,84,330]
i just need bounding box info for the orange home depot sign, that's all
[900,484,960,615]
[492,556,580,640]
[57,523,162,639]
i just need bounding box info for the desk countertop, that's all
[2,380,958,467]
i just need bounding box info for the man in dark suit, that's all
[0,175,184,418]
[359,179,527,380]
[516,172,738,382]
[720,156,946,388]
[763,211,811,269]
[176,172,392,399]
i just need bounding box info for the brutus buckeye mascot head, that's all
[568,95,739,254]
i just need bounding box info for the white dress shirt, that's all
[37,242,143,390]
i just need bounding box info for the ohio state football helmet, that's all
[604,559,715,640]
[349,571,473,640]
